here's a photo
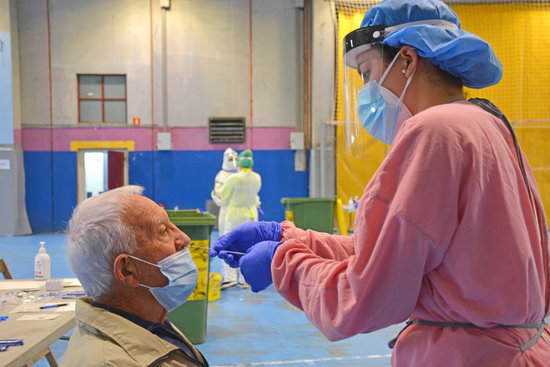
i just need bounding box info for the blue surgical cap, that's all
[361,0,503,89]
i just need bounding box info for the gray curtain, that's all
[0,145,31,236]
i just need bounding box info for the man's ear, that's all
[113,254,140,287]
[399,45,418,78]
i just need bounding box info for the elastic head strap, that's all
[127,254,160,268]
[379,51,401,85]
[125,255,161,290]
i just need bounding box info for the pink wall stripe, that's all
[22,127,295,151]
[22,128,51,151]
[22,127,154,151]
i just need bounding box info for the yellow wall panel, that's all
[335,2,550,227]
[533,170,550,221]
[453,4,550,122]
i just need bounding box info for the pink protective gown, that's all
[272,101,550,366]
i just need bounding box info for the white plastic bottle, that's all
[34,241,51,280]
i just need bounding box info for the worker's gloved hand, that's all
[239,240,282,293]
[217,252,239,268]
[209,221,282,266]
[257,207,265,216]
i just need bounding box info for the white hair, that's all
[66,185,144,299]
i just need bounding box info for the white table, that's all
[0,279,82,367]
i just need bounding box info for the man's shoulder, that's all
[59,327,113,366]
[65,299,205,366]
[63,310,184,366]
[64,301,130,362]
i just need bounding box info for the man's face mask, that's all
[128,249,198,312]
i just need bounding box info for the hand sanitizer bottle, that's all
[34,241,51,280]
[347,197,354,212]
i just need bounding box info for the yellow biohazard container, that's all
[208,272,222,302]
[165,209,215,344]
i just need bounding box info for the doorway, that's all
[77,149,128,203]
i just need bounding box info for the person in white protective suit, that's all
[211,148,238,236]
[218,149,261,289]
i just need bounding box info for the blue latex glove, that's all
[239,240,282,293]
[258,206,265,216]
[209,221,282,267]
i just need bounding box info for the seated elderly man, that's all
[61,185,209,367]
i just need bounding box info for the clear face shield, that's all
[343,25,388,157]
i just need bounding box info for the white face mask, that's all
[226,160,237,171]
[128,249,198,312]
[357,52,414,145]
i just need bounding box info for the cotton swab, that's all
[188,245,246,255]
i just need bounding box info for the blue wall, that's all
[24,151,54,233]
[24,150,308,233]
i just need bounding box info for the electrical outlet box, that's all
[157,132,172,150]
[290,131,304,150]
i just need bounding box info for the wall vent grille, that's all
[208,117,246,144]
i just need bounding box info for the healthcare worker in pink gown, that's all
[210,0,550,365]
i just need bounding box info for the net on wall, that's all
[330,0,550,227]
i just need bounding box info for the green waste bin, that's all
[281,197,336,233]
[165,209,215,344]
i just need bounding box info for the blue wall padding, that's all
[129,151,154,197]
[253,150,308,222]
[24,151,54,233]
[151,150,220,211]
[53,152,78,232]
[24,150,309,233]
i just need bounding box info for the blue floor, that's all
[0,231,400,367]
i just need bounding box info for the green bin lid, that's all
[281,197,336,205]
[166,210,216,226]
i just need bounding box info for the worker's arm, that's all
[272,115,457,341]
[280,221,355,260]
[237,223,355,293]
